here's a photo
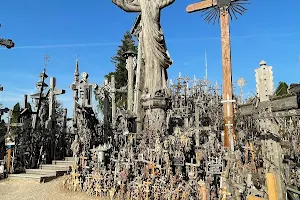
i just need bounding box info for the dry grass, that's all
[0,177,98,200]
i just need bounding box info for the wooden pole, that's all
[266,173,279,200]
[220,9,235,148]
[201,185,207,200]
[6,146,11,173]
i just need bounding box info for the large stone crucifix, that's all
[112,0,175,133]
[112,0,175,97]
[186,0,249,148]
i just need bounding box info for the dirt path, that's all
[0,177,98,200]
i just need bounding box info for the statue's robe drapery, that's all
[139,1,172,95]
[113,0,174,96]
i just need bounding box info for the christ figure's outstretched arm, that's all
[112,0,141,12]
[158,0,176,9]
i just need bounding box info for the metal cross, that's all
[236,77,246,103]
[44,54,50,69]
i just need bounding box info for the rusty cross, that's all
[186,0,249,148]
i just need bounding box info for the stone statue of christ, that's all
[112,0,175,96]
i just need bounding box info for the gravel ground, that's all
[0,177,98,200]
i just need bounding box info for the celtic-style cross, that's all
[236,77,246,103]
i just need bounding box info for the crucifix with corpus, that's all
[186,0,249,148]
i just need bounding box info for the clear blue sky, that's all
[0,0,299,118]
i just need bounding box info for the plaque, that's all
[206,157,222,174]
[173,156,185,166]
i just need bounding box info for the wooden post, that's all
[220,10,234,148]
[6,146,11,173]
[266,173,279,200]
[201,185,207,200]
[186,0,239,148]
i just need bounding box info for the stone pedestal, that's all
[142,97,167,134]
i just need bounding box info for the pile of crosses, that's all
[64,68,241,199]
[63,0,300,199]
[3,57,70,173]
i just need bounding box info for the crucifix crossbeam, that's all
[187,0,218,13]
[186,0,240,13]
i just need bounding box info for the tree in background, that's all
[275,82,289,96]
[12,103,21,123]
[96,31,138,115]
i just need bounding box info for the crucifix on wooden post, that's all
[186,0,249,148]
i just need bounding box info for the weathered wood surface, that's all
[270,94,299,112]
[253,109,300,119]
[186,0,238,13]
[239,94,300,116]
[186,0,217,13]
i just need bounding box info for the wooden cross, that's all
[243,142,250,168]
[186,0,248,148]
[144,180,152,200]
[31,65,49,129]
[149,161,156,175]
[249,142,257,172]
[79,155,87,168]
[46,77,65,128]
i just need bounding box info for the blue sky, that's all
[0,0,300,118]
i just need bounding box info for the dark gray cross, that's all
[0,24,14,49]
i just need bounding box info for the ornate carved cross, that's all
[186,0,249,148]
[236,77,246,103]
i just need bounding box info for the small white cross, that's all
[221,94,236,117]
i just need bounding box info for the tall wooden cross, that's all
[46,77,65,129]
[186,0,249,148]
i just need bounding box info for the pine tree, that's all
[96,31,138,114]
[12,103,21,123]
[275,82,289,96]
